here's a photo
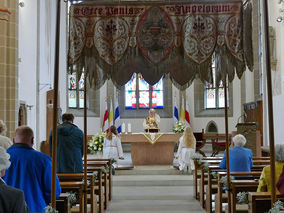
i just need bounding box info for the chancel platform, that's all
[121,133,181,165]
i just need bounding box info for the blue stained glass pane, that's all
[152,77,163,90]
[79,73,84,91]
[68,90,77,108]
[152,90,164,109]
[138,74,149,90]
[139,91,149,108]
[125,91,136,109]
[68,74,76,90]
[79,91,84,108]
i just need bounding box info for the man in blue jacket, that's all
[3,126,61,213]
[219,134,253,172]
[49,112,84,173]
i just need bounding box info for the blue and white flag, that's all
[174,96,179,123]
[114,97,122,133]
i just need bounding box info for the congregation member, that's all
[103,125,124,168]
[49,112,84,173]
[219,134,253,172]
[4,126,61,213]
[277,166,284,194]
[143,108,160,131]
[0,120,12,150]
[0,146,30,213]
[258,144,284,192]
[176,126,196,173]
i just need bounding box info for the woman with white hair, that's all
[0,147,30,213]
[258,144,284,192]
[0,120,12,150]
[176,126,196,173]
[219,134,253,172]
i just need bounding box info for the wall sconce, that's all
[26,105,34,110]
[277,16,283,22]
[19,2,25,7]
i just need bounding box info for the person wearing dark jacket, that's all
[49,112,84,173]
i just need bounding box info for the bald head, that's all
[14,126,34,147]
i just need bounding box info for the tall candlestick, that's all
[122,123,126,133]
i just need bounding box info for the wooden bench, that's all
[56,193,71,213]
[60,181,85,213]
[215,171,262,213]
[248,192,284,213]
[58,173,99,213]
[230,180,259,213]
[87,158,113,201]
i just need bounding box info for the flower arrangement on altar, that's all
[88,131,105,154]
[172,121,185,133]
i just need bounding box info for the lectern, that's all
[236,122,261,157]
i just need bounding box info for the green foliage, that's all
[67,192,77,205]
[88,131,105,154]
[173,121,185,133]
[220,175,235,188]
[45,206,58,213]
[236,192,249,204]
[268,200,284,213]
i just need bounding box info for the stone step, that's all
[116,165,181,175]
[113,175,193,186]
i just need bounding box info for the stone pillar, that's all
[0,0,18,138]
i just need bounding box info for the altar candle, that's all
[128,123,131,133]
[122,123,126,133]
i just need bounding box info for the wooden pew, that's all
[87,158,113,201]
[58,173,99,213]
[194,157,222,200]
[60,181,84,213]
[215,171,262,213]
[86,165,109,211]
[248,192,284,213]
[205,160,269,213]
[57,193,71,213]
[229,180,259,213]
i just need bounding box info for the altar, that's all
[121,133,181,165]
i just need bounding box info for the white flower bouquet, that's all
[172,121,185,133]
[88,131,105,154]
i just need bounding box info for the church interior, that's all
[1,0,284,212]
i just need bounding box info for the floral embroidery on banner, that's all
[225,15,243,61]
[94,18,129,65]
[69,18,86,63]
[183,15,216,64]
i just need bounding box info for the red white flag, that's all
[185,101,191,127]
[102,105,109,132]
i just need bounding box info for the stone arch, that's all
[206,121,218,133]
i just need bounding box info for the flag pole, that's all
[51,0,61,208]
[83,76,88,213]
[263,0,276,205]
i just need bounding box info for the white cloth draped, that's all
[177,136,196,172]
[103,134,124,165]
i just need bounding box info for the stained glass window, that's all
[68,71,85,109]
[205,57,229,109]
[125,73,164,109]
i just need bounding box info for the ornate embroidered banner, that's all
[68,1,252,89]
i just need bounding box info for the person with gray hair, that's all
[258,144,284,192]
[0,146,30,213]
[219,134,253,172]
[0,120,12,150]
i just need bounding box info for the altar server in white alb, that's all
[176,126,196,173]
[103,126,124,167]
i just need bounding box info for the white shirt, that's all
[0,135,12,150]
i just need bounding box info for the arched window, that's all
[204,57,228,109]
[124,73,164,109]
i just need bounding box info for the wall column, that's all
[0,0,18,138]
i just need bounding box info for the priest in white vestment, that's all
[143,109,160,130]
